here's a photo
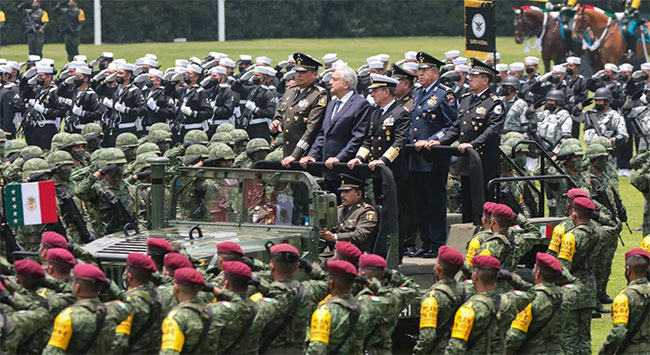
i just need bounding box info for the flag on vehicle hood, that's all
[5,181,57,226]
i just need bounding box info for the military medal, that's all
[383,116,394,126]
[476,107,486,115]
[298,99,309,109]
[428,96,437,106]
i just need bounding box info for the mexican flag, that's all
[5,181,58,226]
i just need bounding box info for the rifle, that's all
[591,182,627,245]
[23,8,39,35]
[626,106,650,147]
[0,211,22,262]
[98,183,139,235]
[237,83,262,129]
[58,191,94,243]
[585,111,605,138]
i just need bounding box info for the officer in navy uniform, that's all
[348,73,411,258]
[408,52,458,258]
[433,57,505,225]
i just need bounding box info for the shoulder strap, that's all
[185,304,214,354]
[224,302,258,353]
[429,285,467,350]
[617,288,650,354]
[79,303,107,354]
[466,295,500,351]
[259,283,305,353]
[129,287,161,347]
[519,290,563,349]
[331,302,362,354]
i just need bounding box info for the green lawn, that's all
[1,36,643,352]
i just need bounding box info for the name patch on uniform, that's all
[48,307,73,350]
[510,304,533,332]
[642,237,650,253]
[310,307,331,344]
[465,237,481,265]
[478,249,492,257]
[451,305,475,341]
[116,312,133,335]
[548,224,565,253]
[161,316,185,351]
[420,296,439,328]
[558,232,576,261]
[612,293,629,325]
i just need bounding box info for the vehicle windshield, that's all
[170,170,312,227]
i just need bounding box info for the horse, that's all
[513,6,569,72]
[572,4,650,66]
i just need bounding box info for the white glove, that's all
[114,102,128,113]
[58,97,73,106]
[146,98,158,111]
[24,67,37,79]
[245,100,257,112]
[102,97,113,109]
[539,72,553,82]
[28,99,35,107]
[180,105,194,117]
[33,102,45,114]
[64,75,75,85]
[72,105,84,116]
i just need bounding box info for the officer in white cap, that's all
[170,63,212,142]
[323,53,337,69]
[589,63,626,111]
[521,56,541,102]
[142,69,175,132]
[444,50,460,64]
[495,63,508,87]
[236,55,253,78]
[454,64,470,96]
[404,51,418,63]
[93,52,113,72]
[564,56,588,137]
[486,52,500,66]
[67,65,102,134]
[234,65,277,140]
[205,65,237,136]
[0,64,20,138]
[256,56,272,67]
[25,65,65,149]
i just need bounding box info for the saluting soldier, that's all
[142,69,175,132]
[433,58,505,225]
[270,52,328,167]
[392,63,417,112]
[58,0,85,61]
[67,65,101,134]
[26,64,66,150]
[573,87,628,146]
[599,248,650,354]
[172,63,212,143]
[23,0,48,57]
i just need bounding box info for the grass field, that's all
[2,36,645,352]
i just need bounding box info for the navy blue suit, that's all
[408,80,458,253]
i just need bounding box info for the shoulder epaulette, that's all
[461,92,473,98]
[315,85,327,93]
[439,83,453,92]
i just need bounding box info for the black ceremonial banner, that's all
[465,0,496,59]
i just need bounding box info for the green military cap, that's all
[22,158,50,178]
[265,150,283,161]
[51,132,70,151]
[230,129,249,144]
[90,148,105,166]
[585,143,608,159]
[62,133,87,150]
[184,144,210,160]
[4,140,27,158]
[46,150,75,167]
[246,138,270,154]
[216,123,235,133]
[81,123,103,139]
[391,63,417,81]
[591,136,613,152]
[210,132,233,145]
[20,145,44,160]
[136,142,161,157]
[115,132,139,149]
[99,148,127,166]
[500,145,513,157]
[338,174,367,191]
[208,143,236,161]
[149,129,172,144]
[149,122,172,133]
[132,152,157,173]
[559,137,581,148]
[183,130,209,145]
[503,138,528,153]
[293,52,322,71]
[500,145,513,170]
[502,132,524,144]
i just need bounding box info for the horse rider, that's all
[621,0,642,58]
[547,0,579,56]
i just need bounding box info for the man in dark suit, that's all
[300,66,370,192]
[348,73,411,258]
[431,58,505,225]
[408,52,458,259]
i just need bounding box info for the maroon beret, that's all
[625,248,650,260]
[222,261,252,279]
[127,253,157,272]
[535,252,562,272]
[438,246,464,267]
[327,260,358,278]
[174,267,205,285]
[41,231,67,249]
[147,238,173,253]
[164,252,193,270]
[270,243,299,257]
[335,241,362,263]
[567,188,589,199]
[359,254,387,269]
[46,248,76,266]
[483,202,496,216]
[471,255,501,270]
[15,259,45,278]
[492,204,514,221]
[74,264,106,283]
[217,241,244,255]
[573,197,595,211]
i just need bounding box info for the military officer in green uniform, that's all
[306,260,362,355]
[599,248,650,354]
[58,0,84,61]
[44,264,131,354]
[556,196,599,354]
[23,0,48,57]
[320,174,378,253]
[270,52,329,167]
[392,63,417,112]
[414,246,467,354]
[505,252,564,354]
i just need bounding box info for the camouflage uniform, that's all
[502,96,529,135]
[305,292,361,355]
[230,129,249,156]
[631,163,650,236]
[0,289,50,353]
[207,291,255,352]
[115,132,138,163]
[80,123,103,155]
[61,133,90,168]
[598,278,650,354]
[535,108,572,153]
[624,104,650,152]
[113,283,161,354]
[160,298,214,354]
[4,145,44,184]
[578,107,628,146]
[233,138,270,168]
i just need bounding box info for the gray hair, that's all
[337,66,358,92]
